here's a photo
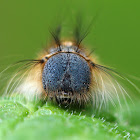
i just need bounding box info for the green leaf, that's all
[0,97,139,140]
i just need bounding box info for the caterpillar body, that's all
[3,22,137,109]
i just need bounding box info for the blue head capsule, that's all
[42,52,91,104]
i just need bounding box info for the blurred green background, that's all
[0,0,140,139]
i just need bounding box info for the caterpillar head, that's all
[42,42,92,105]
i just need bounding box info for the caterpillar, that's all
[2,19,138,110]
